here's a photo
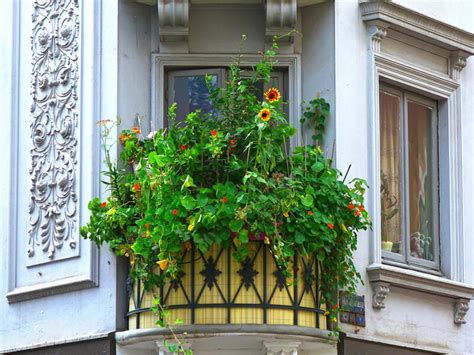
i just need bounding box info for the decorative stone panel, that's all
[265,0,297,42]
[29,0,79,264]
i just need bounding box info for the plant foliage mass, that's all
[80,43,371,321]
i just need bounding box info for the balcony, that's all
[118,242,336,354]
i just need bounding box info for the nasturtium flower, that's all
[172,209,178,216]
[101,201,107,208]
[264,87,281,103]
[211,129,218,137]
[283,211,289,218]
[355,210,361,217]
[348,202,354,210]
[307,210,314,216]
[259,108,271,122]
[358,205,364,212]
[181,144,186,151]
[133,182,140,192]
[222,196,227,204]
[132,127,141,134]
[157,260,168,271]
[327,223,334,230]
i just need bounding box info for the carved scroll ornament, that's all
[29,0,79,260]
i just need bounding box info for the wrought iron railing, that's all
[126,241,327,330]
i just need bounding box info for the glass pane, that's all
[173,74,218,123]
[408,101,435,262]
[379,90,402,254]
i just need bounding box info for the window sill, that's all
[367,263,474,324]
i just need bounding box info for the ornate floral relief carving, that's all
[367,24,388,53]
[29,0,79,260]
[450,51,469,81]
[454,298,469,324]
[372,282,390,309]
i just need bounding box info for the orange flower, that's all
[145,223,149,229]
[101,201,107,208]
[222,196,227,204]
[157,260,168,271]
[283,211,289,218]
[172,209,178,216]
[259,108,271,122]
[328,223,334,230]
[132,127,141,134]
[355,210,361,217]
[229,139,237,146]
[358,205,364,212]
[264,87,281,103]
[133,182,140,192]
[181,144,186,151]
[348,202,354,210]
[307,210,314,216]
[211,129,218,137]
[119,134,130,144]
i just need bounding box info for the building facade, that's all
[0,0,473,354]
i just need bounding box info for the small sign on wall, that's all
[339,292,365,327]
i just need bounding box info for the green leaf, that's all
[229,219,244,232]
[197,194,209,207]
[295,232,305,244]
[301,194,314,207]
[311,161,325,173]
[181,195,196,210]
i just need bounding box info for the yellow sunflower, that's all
[259,108,271,122]
[264,87,281,103]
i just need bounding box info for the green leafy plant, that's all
[80,40,371,337]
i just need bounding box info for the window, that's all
[379,85,439,270]
[166,67,287,124]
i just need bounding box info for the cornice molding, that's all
[360,0,474,55]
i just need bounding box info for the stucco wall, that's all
[333,1,474,353]
[0,0,124,352]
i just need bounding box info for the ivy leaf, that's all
[301,194,314,207]
[229,219,244,232]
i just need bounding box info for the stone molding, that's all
[265,0,297,42]
[367,264,474,323]
[454,298,469,324]
[372,281,390,309]
[264,340,300,355]
[157,0,189,42]
[360,0,474,55]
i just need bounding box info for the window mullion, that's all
[401,93,410,264]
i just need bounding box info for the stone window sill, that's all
[367,263,474,324]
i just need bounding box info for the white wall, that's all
[0,0,123,351]
[332,0,474,353]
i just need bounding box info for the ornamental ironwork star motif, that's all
[238,257,259,290]
[200,256,221,290]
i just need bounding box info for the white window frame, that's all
[151,54,301,148]
[379,84,440,271]
[369,52,463,281]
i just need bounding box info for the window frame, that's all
[152,54,301,149]
[369,52,463,281]
[379,84,440,271]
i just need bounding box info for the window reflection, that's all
[380,90,402,254]
[408,101,435,261]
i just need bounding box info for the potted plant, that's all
[80,42,371,335]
